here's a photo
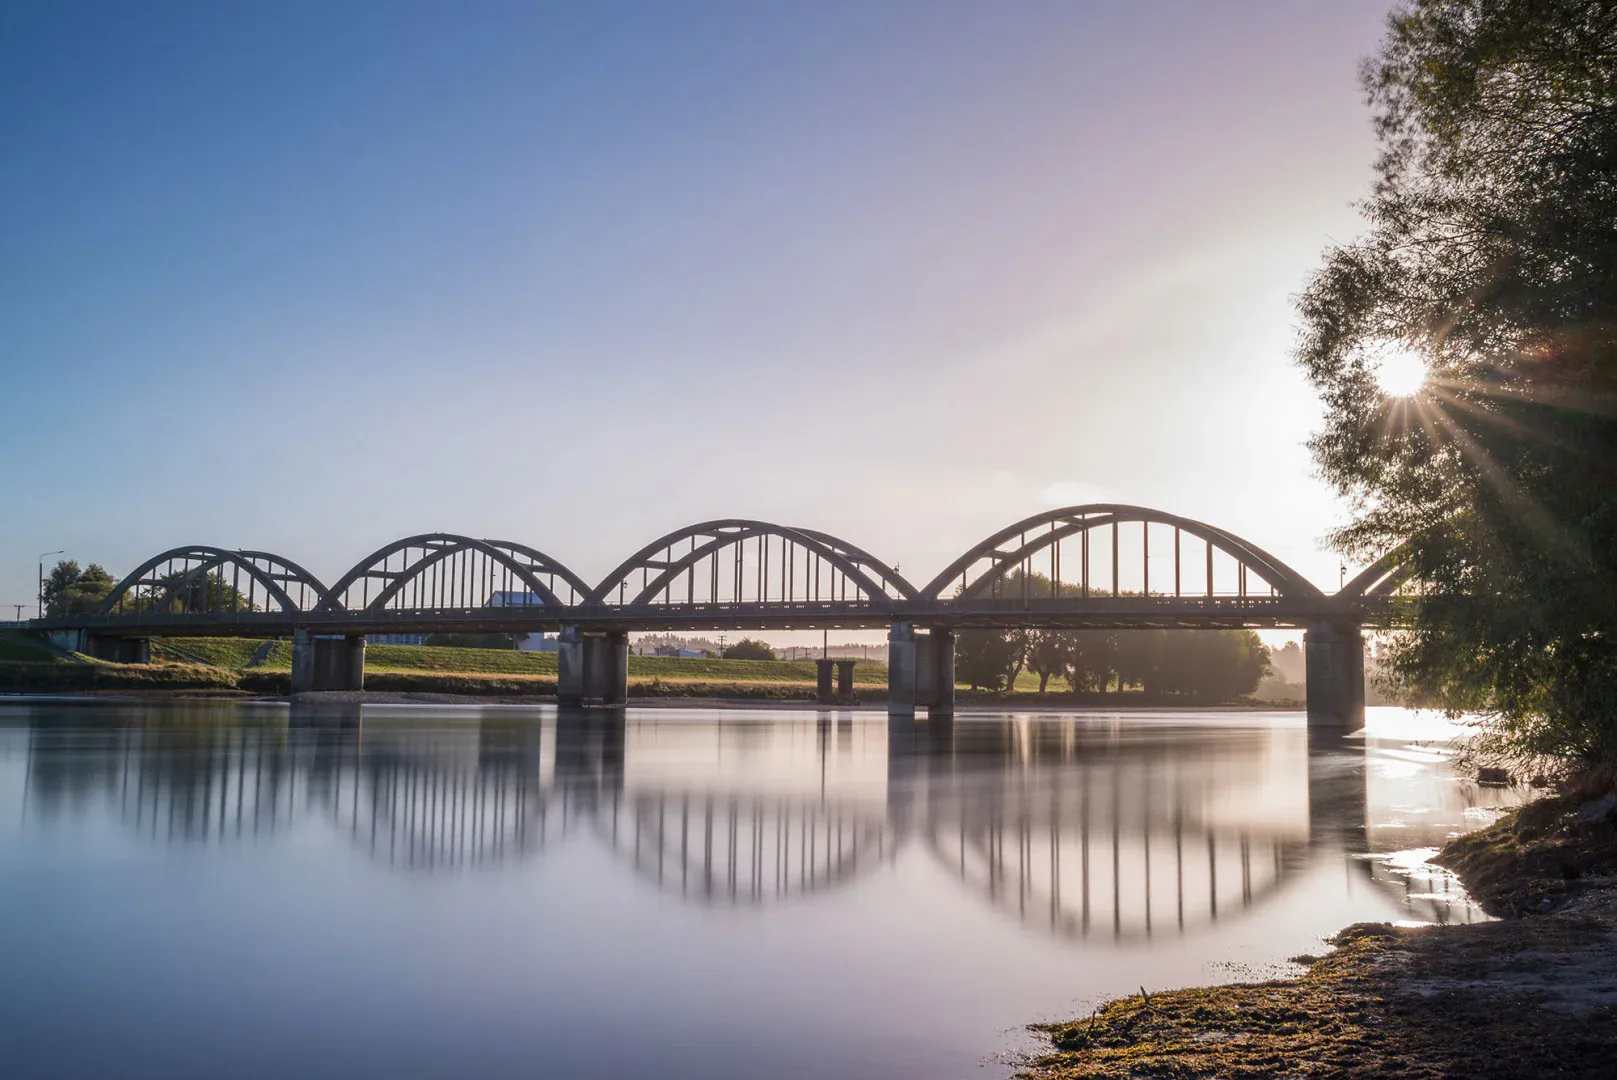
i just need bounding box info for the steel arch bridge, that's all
[36,504,1407,638]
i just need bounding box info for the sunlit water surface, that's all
[0,701,1518,1079]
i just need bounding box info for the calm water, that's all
[0,701,1518,1079]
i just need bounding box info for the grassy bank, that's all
[0,660,240,693]
[157,637,891,684]
[1,634,894,699]
[1023,794,1617,1079]
[5,635,1270,705]
[0,631,73,664]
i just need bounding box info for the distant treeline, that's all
[954,571,1270,700]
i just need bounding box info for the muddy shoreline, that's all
[1021,796,1617,1079]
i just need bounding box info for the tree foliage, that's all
[149,570,257,614]
[952,569,1268,698]
[42,561,114,616]
[956,629,1022,690]
[722,638,776,661]
[1296,1,1617,768]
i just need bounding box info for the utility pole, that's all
[12,604,23,621]
[38,550,64,618]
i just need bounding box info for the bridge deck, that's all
[31,595,1385,638]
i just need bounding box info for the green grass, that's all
[629,655,888,685]
[0,631,72,663]
[159,638,891,684]
[0,660,239,692]
[155,637,270,668]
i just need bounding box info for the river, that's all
[0,700,1518,1079]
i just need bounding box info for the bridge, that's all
[23,504,1412,725]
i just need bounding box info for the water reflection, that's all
[5,703,1516,937]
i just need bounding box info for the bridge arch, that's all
[322,534,591,614]
[97,546,330,615]
[923,505,1322,603]
[589,519,916,608]
[591,788,900,906]
[918,794,1306,946]
[1338,544,1416,601]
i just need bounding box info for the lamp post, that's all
[38,550,64,618]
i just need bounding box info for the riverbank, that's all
[1021,792,1617,1079]
[0,640,1293,708]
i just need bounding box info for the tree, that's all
[42,561,115,615]
[1025,631,1073,693]
[149,570,257,614]
[722,638,776,661]
[1067,630,1118,693]
[1150,630,1272,701]
[1296,1,1617,770]
[955,629,1021,691]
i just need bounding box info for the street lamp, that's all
[38,550,64,618]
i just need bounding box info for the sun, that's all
[1372,345,1428,397]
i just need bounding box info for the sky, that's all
[0,0,1396,627]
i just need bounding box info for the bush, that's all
[721,638,776,661]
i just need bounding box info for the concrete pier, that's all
[816,659,860,705]
[887,622,954,716]
[1304,620,1365,728]
[557,626,628,706]
[835,658,856,704]
[290,630,366,693]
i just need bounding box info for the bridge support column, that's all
[290,630,366,693]
[815,658,835,705]
[557,626,628,706]
[887,623,954,716]
[1305,620,1365,729]
[835,659,856,704]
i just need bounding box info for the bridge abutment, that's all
[1304,620,1365,728]
[557,626,628,706]
[48,630,150,664]
[290,630,366,693]
[887,622,954,716]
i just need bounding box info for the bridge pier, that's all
[290,630,366,693]
[1304,620,1365,728]
[557,626,628,706]
[815,659,861,705]
[887,622,954,716]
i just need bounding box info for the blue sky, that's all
[1,0,1392,617]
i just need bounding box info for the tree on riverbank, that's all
[1297,0,1617,772]
[41,561,114,615]
[954,569,1270,699]
[722,638,776,661]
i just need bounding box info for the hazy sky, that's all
[1,0,1395,620]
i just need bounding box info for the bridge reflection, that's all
[7,704,1506,935]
